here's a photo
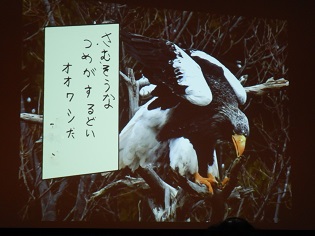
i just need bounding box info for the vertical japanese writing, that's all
[100,32,115,109]
[62,63,75,139]
[80,31,117,138]
[59,29,117,141]
[43,24,119,179]
[82,38,96,138]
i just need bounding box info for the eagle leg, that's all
[217,176,230,190]
[221,177,230,186]
[194,172,218,194]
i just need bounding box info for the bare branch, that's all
[173,12,193,43]
[90,176,150,201]
[20,113,43,124]
[245,78,289,96]
[19,77,289,125]
[120,69,140,118]
[42,0,56,26]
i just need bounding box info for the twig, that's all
[90,176,149,201]
[253,156,290,221]
[120,69,139,118]
[245,78,289,96]
[273,187,282,223]
[173,12,193,43]
[42,0,56,26]
[273,165,291,223]
[20,113,43,124]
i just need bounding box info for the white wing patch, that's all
[169,137,198,176]
[172,44,212,106]
[190,50,247,105]
[119,97,170,171]
[139,84,157,99]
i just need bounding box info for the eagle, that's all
[119,31,249,194]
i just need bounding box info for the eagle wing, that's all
[189,49,247,105]
[121,31,212,108]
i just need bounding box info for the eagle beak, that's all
[232,134,246,157]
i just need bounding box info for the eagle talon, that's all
[217,176,230,190]
[194,172,218,194]
[221,176,230,186]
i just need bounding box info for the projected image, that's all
[20,1,290,225]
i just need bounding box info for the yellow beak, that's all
[232,134,246,157]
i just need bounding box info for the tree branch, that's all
[42,0,56,26]
[120,69,141,118]
[245,77,289,96]
[19,77,289,124]
[20,113,43,124]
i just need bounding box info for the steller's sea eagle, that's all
[119,31,249,194]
